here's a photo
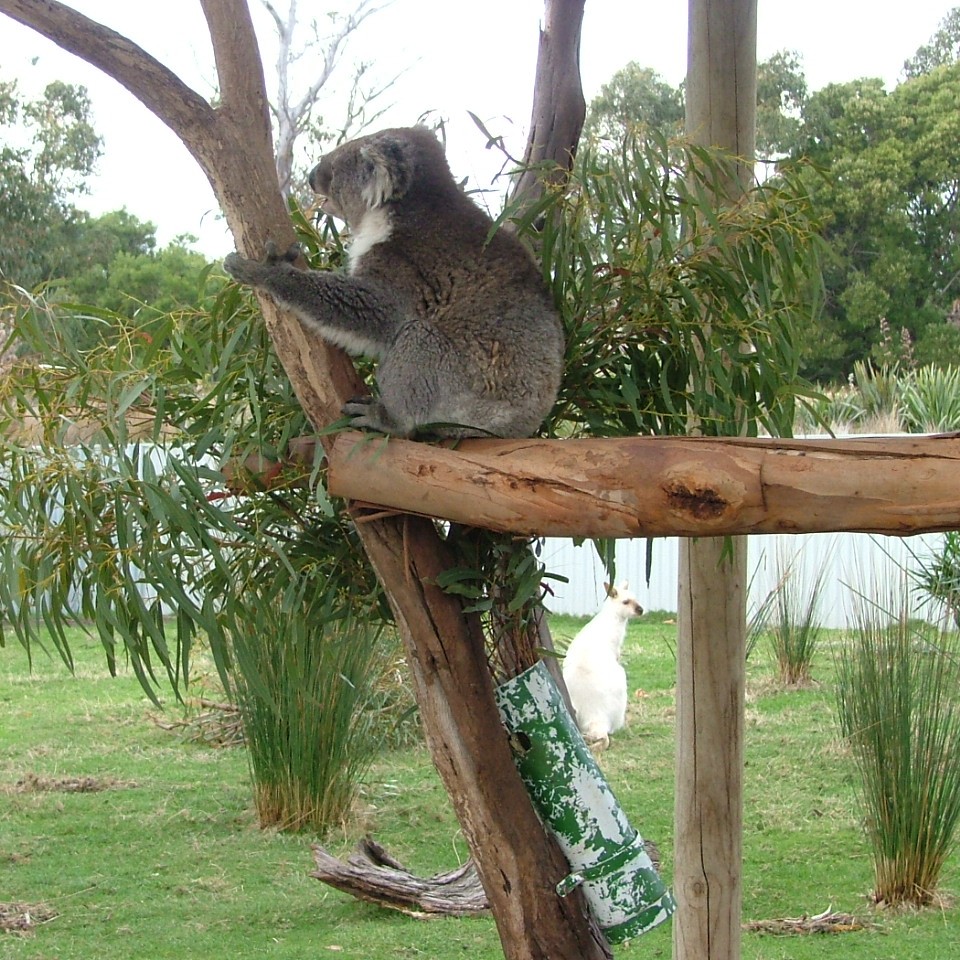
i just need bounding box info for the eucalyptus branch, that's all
[0,0,215,146]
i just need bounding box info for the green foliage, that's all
[792,62,960,379]
[836,591,960,906]
[910,532,960,628]
[583,63,684,141]
[794,361,960,434]
[900,365,960,432]
[529,131,823,441]
[585,24,960,385]
[0,213,392,832]
[0,71,212,342]
[755,50,808,159]
[232,592,386,833]
[583,51,808,160]
[904,5,960,78]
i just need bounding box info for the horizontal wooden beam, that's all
[326,432,960,539]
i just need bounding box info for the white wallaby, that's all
[562,582,643,748]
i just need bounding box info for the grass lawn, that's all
[2,615,959,959]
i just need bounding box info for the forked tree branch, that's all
[0,0,216,148]
[0,5,610,957]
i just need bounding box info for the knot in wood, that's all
[662,464,746,526]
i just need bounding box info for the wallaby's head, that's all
[603,582,644,619]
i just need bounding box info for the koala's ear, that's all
[359,136,414,207]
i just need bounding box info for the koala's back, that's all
[352,172,564,437]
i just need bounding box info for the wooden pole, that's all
[675,538,746,959]
[676,3,757,960]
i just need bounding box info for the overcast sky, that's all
[1,1,956,257]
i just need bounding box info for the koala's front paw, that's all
[223,242,301,286]
[263,241,302,265]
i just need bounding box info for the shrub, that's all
[231,589,386,834]
[749,545,825,684]
[910,531,960,629]
[835,589,960,906]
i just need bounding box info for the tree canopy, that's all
[795,62,960,378]
[0,77,100,289]
[584,10,960,383]
[0,73,219,351]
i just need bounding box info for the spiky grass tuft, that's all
[836,586,960,907]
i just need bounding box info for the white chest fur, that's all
[347,207,393,272]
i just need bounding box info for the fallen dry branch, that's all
[744,906,868,935]
[311,837,489,918]
[311,836,663,919]
[152,699,245,748]
[328,432,960,539]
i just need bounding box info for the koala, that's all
[223,126,565,439]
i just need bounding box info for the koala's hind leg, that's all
[341,395,417,437]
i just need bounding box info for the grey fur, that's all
[223,126,564,438]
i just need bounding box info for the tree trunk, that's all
[353,514,610,959]
[0,3,608,957]
[510,0,586,207]
[677,5,757,960]
[327,432,960,538]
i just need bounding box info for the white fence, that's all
[540,532,948,628]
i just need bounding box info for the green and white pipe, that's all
[495,661,675,944]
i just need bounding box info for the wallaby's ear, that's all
[603,582,615,598]
[359,135,414,207]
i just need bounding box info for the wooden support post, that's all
[678,3,757,959]
[674,537,746,959]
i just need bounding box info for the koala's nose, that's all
[307,164,322,193]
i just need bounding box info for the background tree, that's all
[904,5,960,78]
[755,49,806,159]
[262,0,395,197]
[0,77,101,289]
[0,72,216,354]
[582,50,805,157]
[584,21,960,386]
[582,62,684,140]
[792,64,960,378]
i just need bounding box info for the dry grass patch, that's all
[0,901,58,936]
[10,772,136,793]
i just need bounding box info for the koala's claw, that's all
[224,241,301,285]
[342,397,401,435]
